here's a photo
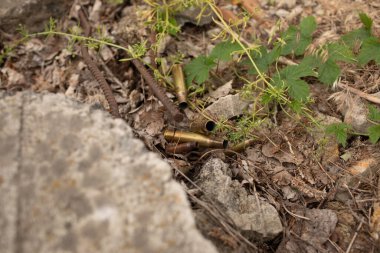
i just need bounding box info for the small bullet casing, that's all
[172,64,188,109]
[164,130,228,149]
[231,139,255,152]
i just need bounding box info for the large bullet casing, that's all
[165,142,198,154]
[189,115,216,134]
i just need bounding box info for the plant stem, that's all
[34,31,130,52]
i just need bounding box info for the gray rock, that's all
[0,0,73,33]
[196,158,283,241]
[276,209,337,253]
[275,9,290,18]
[175,6,216,26]
[332,92,371,134]
[0,91,217,253]
[277,0,297,9]
[204,94,250,120]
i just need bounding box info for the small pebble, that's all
[275,9,290,18]
[277,0,297,9]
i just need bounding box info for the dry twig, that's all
[336,82,380,105]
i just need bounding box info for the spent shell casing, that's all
[231,139,255,152]
[165,142,198,154]
[172,64,188,109]
[189,115,216,133]
[164,130,228,149]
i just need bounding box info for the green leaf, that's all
[368,125,380,143]
[325,123,351,147]
[261,83,286,104]
[274,63,315,101]
[318,59,340,85]
[281,26,313,56]
[281,16,316,56]
[155,12,180,35]
[281,63,316,80]
[300,16,317,37]
[294,37,313,56]
[358,37,380,65]
[341,28,372,48]
[184,56,216,84]
[368,105,380,122]
[327,43,356,63]
[359,13,373,30]
[289,100,303,114]
[280,26,298,56]
[209,40,243,62]
[299,55,322,69]
[287,79,310,101]
[248,46,281,75]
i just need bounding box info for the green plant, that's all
[3,2,379,147]
[184,40,243,84]
[325,123,352,147]
[9,17,148,61]
[184,11,380,145]
[325,104,380,146]
[367,105,380,143]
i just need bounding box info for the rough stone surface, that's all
[0,0,73,33]
[175,6,216,26]
[0,91,218,253]
[204,94,250,120]
[276,209,337,253]
[196,158,283,241]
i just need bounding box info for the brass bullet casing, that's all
[165,142,198,154]
[172,64,188,109]
[164,130,228,149]
[189,114,216,134]
[231,139,255,152]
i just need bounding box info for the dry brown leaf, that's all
[138,110,165,137]
[262,142,304,165]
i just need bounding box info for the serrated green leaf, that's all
[327,43,356,63]
[359,13,373,30]
[299,55,322,69]
[209,40,243,62]
[325,123,351,147]
[281,16,316,56]
[341,28,372,48]
[368,105,380,122]
[358,37,380,65]
[281,27,313,56]
[368,124,380,143]
[281,63,316,80]
[287,79,310,101]
[280,26,298,56]
[300,16,317,37]
[184,56,216,84]
[294,36,313,56]
[248,46,281,75]
[273,63,315,101]
[318,59,340,85]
